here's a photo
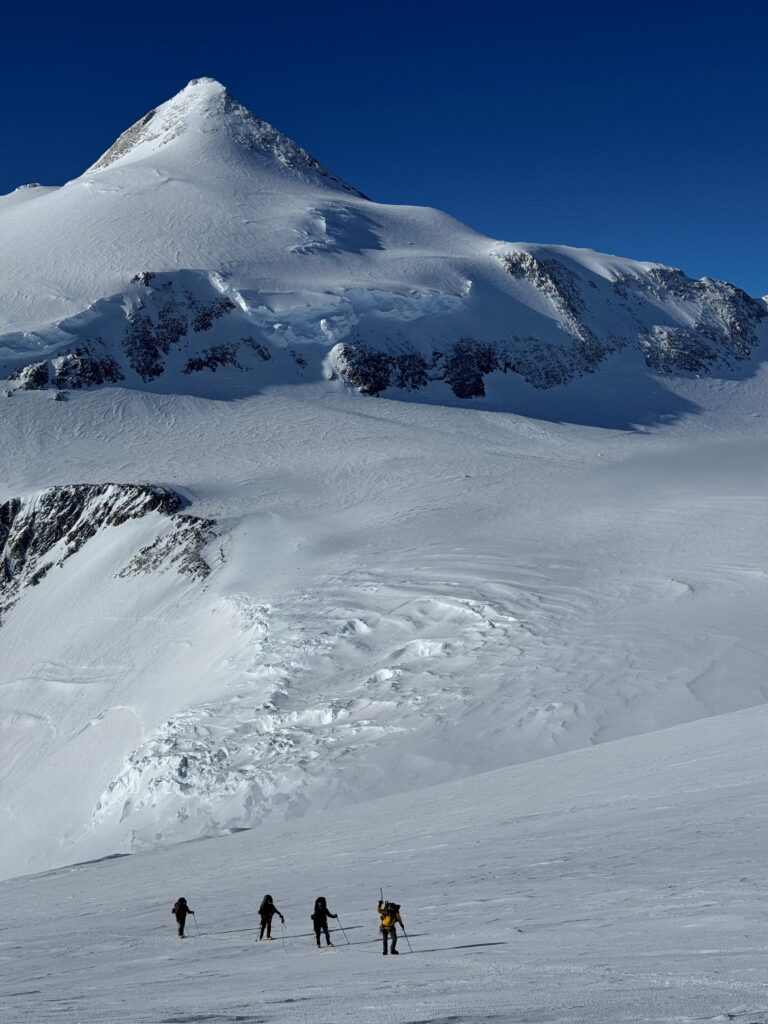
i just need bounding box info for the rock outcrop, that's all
[327,251,767,399]
[0,484,215,622]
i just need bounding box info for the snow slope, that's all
[1,372,768,878]
[0,78,764,399]
[1,704,766,1024]
[1,78,768,884]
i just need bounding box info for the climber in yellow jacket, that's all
[377,899,403,956]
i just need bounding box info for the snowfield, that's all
[0,74,767,1023]
[1,704,766,1024]
[1,374,767,878]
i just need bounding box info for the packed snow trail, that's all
[0,705,766,1023]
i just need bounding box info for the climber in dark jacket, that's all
[172,897,194,939]
[258,894,284,940]
[311,896,337,947]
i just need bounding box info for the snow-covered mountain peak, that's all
[186,75,224,90]
[85,77,362,196]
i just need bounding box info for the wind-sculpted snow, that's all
[0,483,214,621]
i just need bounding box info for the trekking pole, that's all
[335,916,351,945]
[401,925,413,953]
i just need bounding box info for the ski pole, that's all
[194,914,201,937]
[335,915,351,945]
[281,919,285,949]
[401,925,413,953]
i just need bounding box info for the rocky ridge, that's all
[87,77,364,198]
[0,484,215,622]
[1,78,766,407]
[327,252,767,398]
[4,251,765,402]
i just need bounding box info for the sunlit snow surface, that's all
[1,73,768,1024]
[1,706,766,1023]
[1,371,767,877]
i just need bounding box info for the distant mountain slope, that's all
[2,79,768,882]
[1,78,764,405]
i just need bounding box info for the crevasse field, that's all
[1,78,767,1023]
[2,375,768,1023]
[1,703,767,1023]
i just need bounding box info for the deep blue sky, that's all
[2,1,766,294]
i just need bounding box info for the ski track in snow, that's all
[0,706,767,1023]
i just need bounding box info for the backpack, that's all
[385,902,400,922]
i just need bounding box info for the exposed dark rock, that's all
[497,251,612,372]
[242,338,272,362]
[332,344,430,396]
[124,309,181,381]
[5,251,765,402]
[390,351,428,390]
[123,278,237,381]
[190,297,235,333]
[335,346,394,395]
[54,345,124,389]
[184,344,241,374]
[10,361,50,390]
[91,110,158,171]
[442,340,505,399]
[118,516,216,580]
[332,254,767,400]
[612,268,767,373]
[131,271,156,287]
[0,484,215,623]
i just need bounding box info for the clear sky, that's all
[2,1,765,295]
